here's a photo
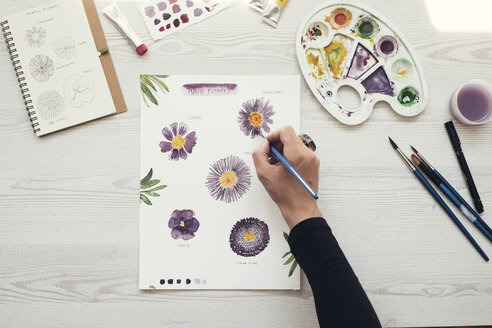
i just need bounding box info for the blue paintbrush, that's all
[389,137,488,261]
[269,143,319,200]
[411,146,492,243]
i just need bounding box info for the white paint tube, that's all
[103,3,148,55]
[249,0,266,12]
[262,0,289,28]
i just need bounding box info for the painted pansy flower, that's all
[238,98,275,138]
[206,155,251,203]
[168,209,199,240]
[229,218,270,257]
[159,122,197,160]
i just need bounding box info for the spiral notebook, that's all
[0,0,126,137]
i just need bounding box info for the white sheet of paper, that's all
[139,75,300,290]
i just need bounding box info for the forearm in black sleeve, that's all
[288,217,381,328]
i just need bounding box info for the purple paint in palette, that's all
[457,85,491,122]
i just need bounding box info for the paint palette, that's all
[296,1,428,125]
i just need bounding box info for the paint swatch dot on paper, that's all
[186,278,191,284]
[154,18,161,25]
[194,8,203,16]
[169,0,178,3]
[173,18,180,27]
[172,4,181,13]
[177,279,181,284]
[194,278,201,284]
[181,14,189,23]
[160,279,165,285]
[159,26,165,32]
[145,6,155,17]
[186,0,194,7]
[202,279,207,284]
[157,1,167,11]
[166,23,171,29]
[167,279,173,284]
[163,13,171,20]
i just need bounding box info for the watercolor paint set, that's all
[139,0,233,40]
[296,1,428,125]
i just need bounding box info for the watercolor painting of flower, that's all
[168,209,200,240]
[282,232,298,277]
[159,122,197,160]
[25,26,47,47]
[53,36,76,59]
[229,218,270,257]
[205,155,251,203]
[238,98,275,138]
[140,168,167,206]
[141,74,169,107]
[29,55,54,82]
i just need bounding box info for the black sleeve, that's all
[288,217,381,328]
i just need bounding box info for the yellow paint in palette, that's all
[324,34,352,78]
[305,49,328,81]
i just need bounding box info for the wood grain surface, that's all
[1,0,491,327]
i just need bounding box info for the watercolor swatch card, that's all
[139,75,300,290]
[138,0,233,40]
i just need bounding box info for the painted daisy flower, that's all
[206,156,251,203]
[25,26,47,48]
[159,122,197,160]
[168,209,199,240]
[229,218,270,257]
[238,98,275,138]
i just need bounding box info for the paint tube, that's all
[103,3,148,55]
[249,0,266,13]
[262,0,288,28]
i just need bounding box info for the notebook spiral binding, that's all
[1,20,40,134]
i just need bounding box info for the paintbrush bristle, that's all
[410,145,419,154]
[388,137,398,149]
[411,154,420,165]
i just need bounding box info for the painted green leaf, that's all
[141,75,157,91]
[288,261,298,277]
[140,194,152,205]
[282,251,291,259]
[155,74,169,78]
[141,82,158,106]
[145,185,167,192]
[141,179,160,189]
[149,75,169,93]
[141,169,153,186]
[283,232,289,242]
[283,255,295,265]
[142,191,160,197]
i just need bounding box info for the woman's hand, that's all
[252,126,322,229]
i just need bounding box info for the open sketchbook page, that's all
[2,0,116,136]
[139,75,300,290]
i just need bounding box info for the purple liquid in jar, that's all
[457,85,491,122]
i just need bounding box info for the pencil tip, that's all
[388,137,398,149]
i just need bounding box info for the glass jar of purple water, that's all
[450,79,492,125]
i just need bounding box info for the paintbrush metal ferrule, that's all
[411,146,434,170]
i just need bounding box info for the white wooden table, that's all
[1,0,492,327]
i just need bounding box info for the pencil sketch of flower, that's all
[140,168,167,206]
[29,55,54,82]
[53,36,76,59]
[25,26,47,47]
[282,232,298,277]
[229,218,270,257]
[37,90,66,120]
[168,209,200,240]
[63,75,94,108]
[159,122,197,160]
[205,155,251,203]
[140,74,169,107]
[238,98,275,138]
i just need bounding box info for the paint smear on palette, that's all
[182,83,238,96]
[139,0,234,41]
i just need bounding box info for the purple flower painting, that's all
[238,98,275,138]
[159,122,197,160]
[168,209,199,240]
[205,156,251,203]
[229,218,270,257]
